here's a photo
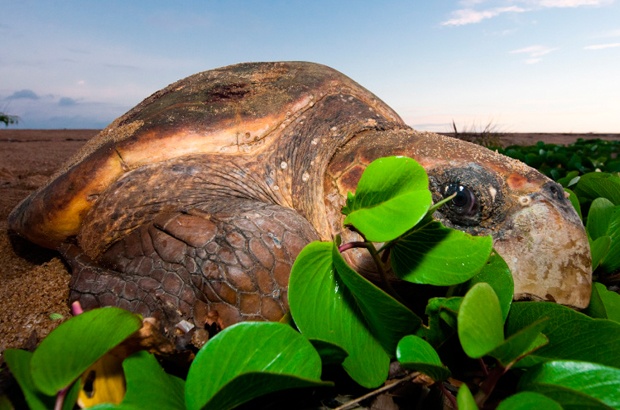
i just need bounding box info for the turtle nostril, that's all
[543,182,566,203]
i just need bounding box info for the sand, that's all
[0,130,97,353]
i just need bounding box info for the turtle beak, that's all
[492,181,592,309]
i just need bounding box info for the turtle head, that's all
[423,137,592,308]
[328,129,592,309]
[429,159,591,308]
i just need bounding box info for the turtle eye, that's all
[444,183,478,217]
[430,165,502,230]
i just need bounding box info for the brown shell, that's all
[8,62,403,248]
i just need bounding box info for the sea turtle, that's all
[8,62,591,345]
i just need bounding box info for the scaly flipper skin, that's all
[8,62,591,346]
[64,199,318,344]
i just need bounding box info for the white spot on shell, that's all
[280,161,288,170]
[489,187,497,202]
[311,138,318,145]
[330,126,337,131]
[302,172,310,182]
[519,196,531,206]
[273,185,280,191]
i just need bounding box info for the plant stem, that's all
[338,240,404,303]
[334,371,420,410]
[366,242,405,304]
[474,364,506,407]
[337,241,368,253]
[55,387,68,410]
[439,382,457,409]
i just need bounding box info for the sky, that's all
[1,0,619,133]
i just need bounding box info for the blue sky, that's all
[1,0,619,132]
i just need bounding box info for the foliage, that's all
[499,138,620,182]
[3,155,620,409]
[0,111,19,127]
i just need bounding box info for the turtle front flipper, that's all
[64,199,319,349]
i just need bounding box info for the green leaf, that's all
[30,307,142,396]
[586,198,614,240]
[497,392,562,410]
[185,322,327,410]
[590,235,611,271]
[489,319,549,368]
[342,156,432,242]
[506,302,620,368]
[331,244,421,355]
[3,349,55,410]
[391,221,493,286]
[289,241,390,388]
[309,339,349,365]
[600,207,620,273]
[585,198,620,273]
[574,172,620,205]
[457,384,478,410]
[519,360,620,409]
[458,283,504,358]
[88,351,185,410]
[425,297,462,347]
[586,282,620,323]
[466,252,514,322]
[396,335,450,381]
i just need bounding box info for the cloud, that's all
[6,89,39,100]
[510,45,557,63]
[535,0,612,7]
[596,28,620,38]
[442,0,613,26]
[441,6,526,26]
[58,97,78,106]
[584,42,620,50]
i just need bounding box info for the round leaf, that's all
[425,297,462,347]
[506,302,620,368]
[396,335,450,381]
[331,244,421,355]
[600,207,620,273]
[466,252,514,322]
[586,198,614,240]
[342,156,432,242]
[497,392,562,410]
[457,384,478,410]
[185,322,327,410]
[30,307,142,395]
[586,282,620,323]
[519,360,620,409]
[88,351,185,410]
[3,349,56,410]
[489,319,549,368]
[574,172,620,205]
[391,221,493,286]
[458,283,504,358]
[589,235,611,271]
[289,241,390,388]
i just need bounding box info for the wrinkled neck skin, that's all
[324,128,592,309]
